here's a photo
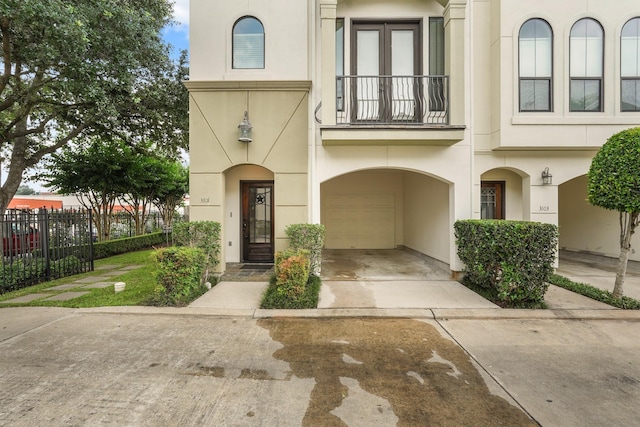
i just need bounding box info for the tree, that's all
[0,0,186,213]
[587,127,640,298]
[42,139,136,241]
[15,184,35,195]
[153,161,189,229]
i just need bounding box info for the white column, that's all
[320,0,337,126]
[444,0,467,127]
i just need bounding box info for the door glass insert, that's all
[242,181,274,262]
[249,187,271,244]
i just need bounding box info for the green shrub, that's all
[274,249,310,299]
[261,274,321,309]
[549,274,640,309]
[454,220,558,306]
[0,255,83,294]
[285,223,326,276]
[93,231,168,259]
[152,246,207,306]
[173,221,221,282]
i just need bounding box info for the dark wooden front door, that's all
[241,181,274,262]
[481,181,505,220]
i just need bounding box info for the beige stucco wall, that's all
[188,0,640,272]
[481,0,640,152]
[190,0,309,81]
[559,175,640,262]
[402,173,450,263]
[321,171,405,247]
[188,83,310,267]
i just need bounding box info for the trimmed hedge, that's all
[150,246,207,306]
[454,220,558,306]
[172,221,221,283]
[274,248,311,299]
[261,274,321,309]
[285,223,326,276]
[93,231,169,259]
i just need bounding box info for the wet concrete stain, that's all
[258,318,538,427]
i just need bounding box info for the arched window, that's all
[570,18,604,112]
[233,16,264,69]
[621,17,640,111]
[519,19,553,111]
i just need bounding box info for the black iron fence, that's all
[1,209,94,294]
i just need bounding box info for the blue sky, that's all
[163,0,190,60]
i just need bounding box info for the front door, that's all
[481,182,505,220]
[241,181,274,262]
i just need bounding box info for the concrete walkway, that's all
[189,250,639,319]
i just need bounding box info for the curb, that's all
[75,306,640,321]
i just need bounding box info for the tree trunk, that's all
[0,121,29,213]
[614,246,629,299]
[615,211,640,298]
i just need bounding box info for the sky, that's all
[163,0,190,60]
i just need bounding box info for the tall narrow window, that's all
[621,18,640,111]
[570,18,603,112]
[336,18,345,111]
[233,16,264,69]
[429,17,445,112]
[519,19,552,111]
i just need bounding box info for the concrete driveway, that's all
[1,307,639,426]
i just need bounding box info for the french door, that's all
[241,181,274,262]
[351,21,422,122]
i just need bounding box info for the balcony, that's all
[321,75,465,146]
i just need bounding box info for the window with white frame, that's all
[233,16,264,69]
[621,17,640,112]
[570,18,603,112]
[519,19,553,112]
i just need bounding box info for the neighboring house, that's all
[187,0,640,274]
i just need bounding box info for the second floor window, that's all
[233,16,264,69]
[519,19,553,112]
[570,18,603,112]
[621,17,640,111]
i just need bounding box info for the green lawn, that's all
[0,249,159,308]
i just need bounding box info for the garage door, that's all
[324,194,395,249]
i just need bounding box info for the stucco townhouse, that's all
[185,0,640,275]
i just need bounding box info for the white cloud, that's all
[172,0,189,28]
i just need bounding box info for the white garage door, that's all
[324,194,395,249]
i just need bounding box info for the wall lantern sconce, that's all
[238,111,253,143]
[541,167,553,185]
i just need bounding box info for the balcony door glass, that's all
[356,30,381,120]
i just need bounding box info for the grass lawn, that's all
[0,249,159,308]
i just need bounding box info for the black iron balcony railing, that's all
[336,75,449,126]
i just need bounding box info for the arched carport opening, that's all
[320,168,451,278]
[558,175,640,261]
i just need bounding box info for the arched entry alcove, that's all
[479,168,527,220]
[224,164,274,263]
